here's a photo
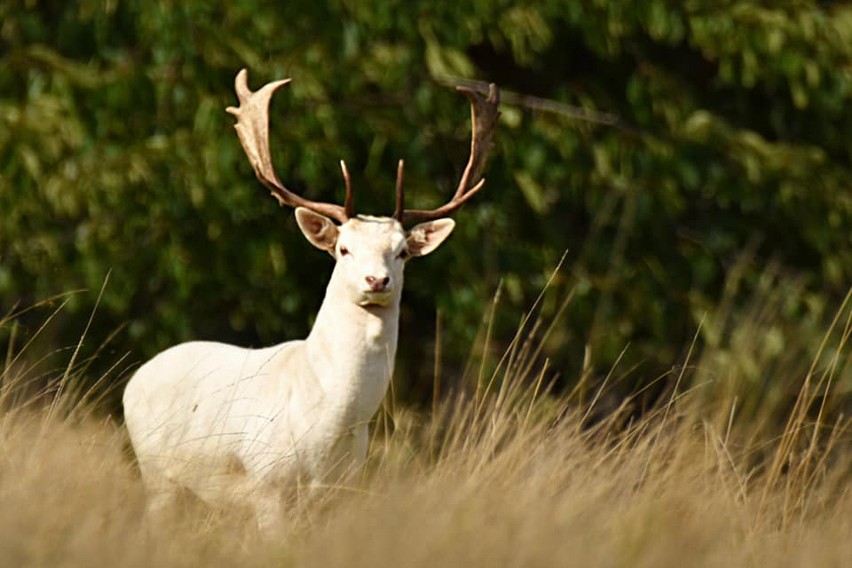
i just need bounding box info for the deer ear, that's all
[295,207,339,252]
[406,219,456,257]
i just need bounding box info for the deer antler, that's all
[226,68,352,224]
[395,83,500,225]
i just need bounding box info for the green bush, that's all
[1,1,850,406]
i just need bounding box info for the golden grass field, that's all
[1,279,850,567]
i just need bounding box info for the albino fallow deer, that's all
[123,69,499,528]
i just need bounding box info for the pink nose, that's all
[365,275,390,291]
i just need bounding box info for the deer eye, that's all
[339,246,350,257]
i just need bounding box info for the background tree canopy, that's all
[1,0,850,409]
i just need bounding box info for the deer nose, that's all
[365,275,390,292]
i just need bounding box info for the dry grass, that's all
[1,283,850,567]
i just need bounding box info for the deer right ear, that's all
[295,207,339,253]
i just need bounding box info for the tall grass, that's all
[0,277,850,567]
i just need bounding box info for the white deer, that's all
[123,69,499,528]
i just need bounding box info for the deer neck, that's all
[303,268,401,422]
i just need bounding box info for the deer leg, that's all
[351,424,369,469]
[252,487,284,532]
[137,460,182,517]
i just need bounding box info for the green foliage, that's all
[1,0,850,403]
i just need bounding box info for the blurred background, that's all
[1,1,850,411]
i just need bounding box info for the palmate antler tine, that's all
[400,83,500,225]
[453,83,500,199]
[226,69,351,224]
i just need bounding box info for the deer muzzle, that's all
[365,275,391,292]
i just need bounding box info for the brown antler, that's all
[395,83,500,224]
[226,68,352,224]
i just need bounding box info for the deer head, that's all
[225,69,499,308]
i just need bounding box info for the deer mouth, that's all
[358,290,393,307]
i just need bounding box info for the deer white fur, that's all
[123,210,453,527]
[123,69,498,528]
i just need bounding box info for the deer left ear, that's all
[406,219,456,257]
